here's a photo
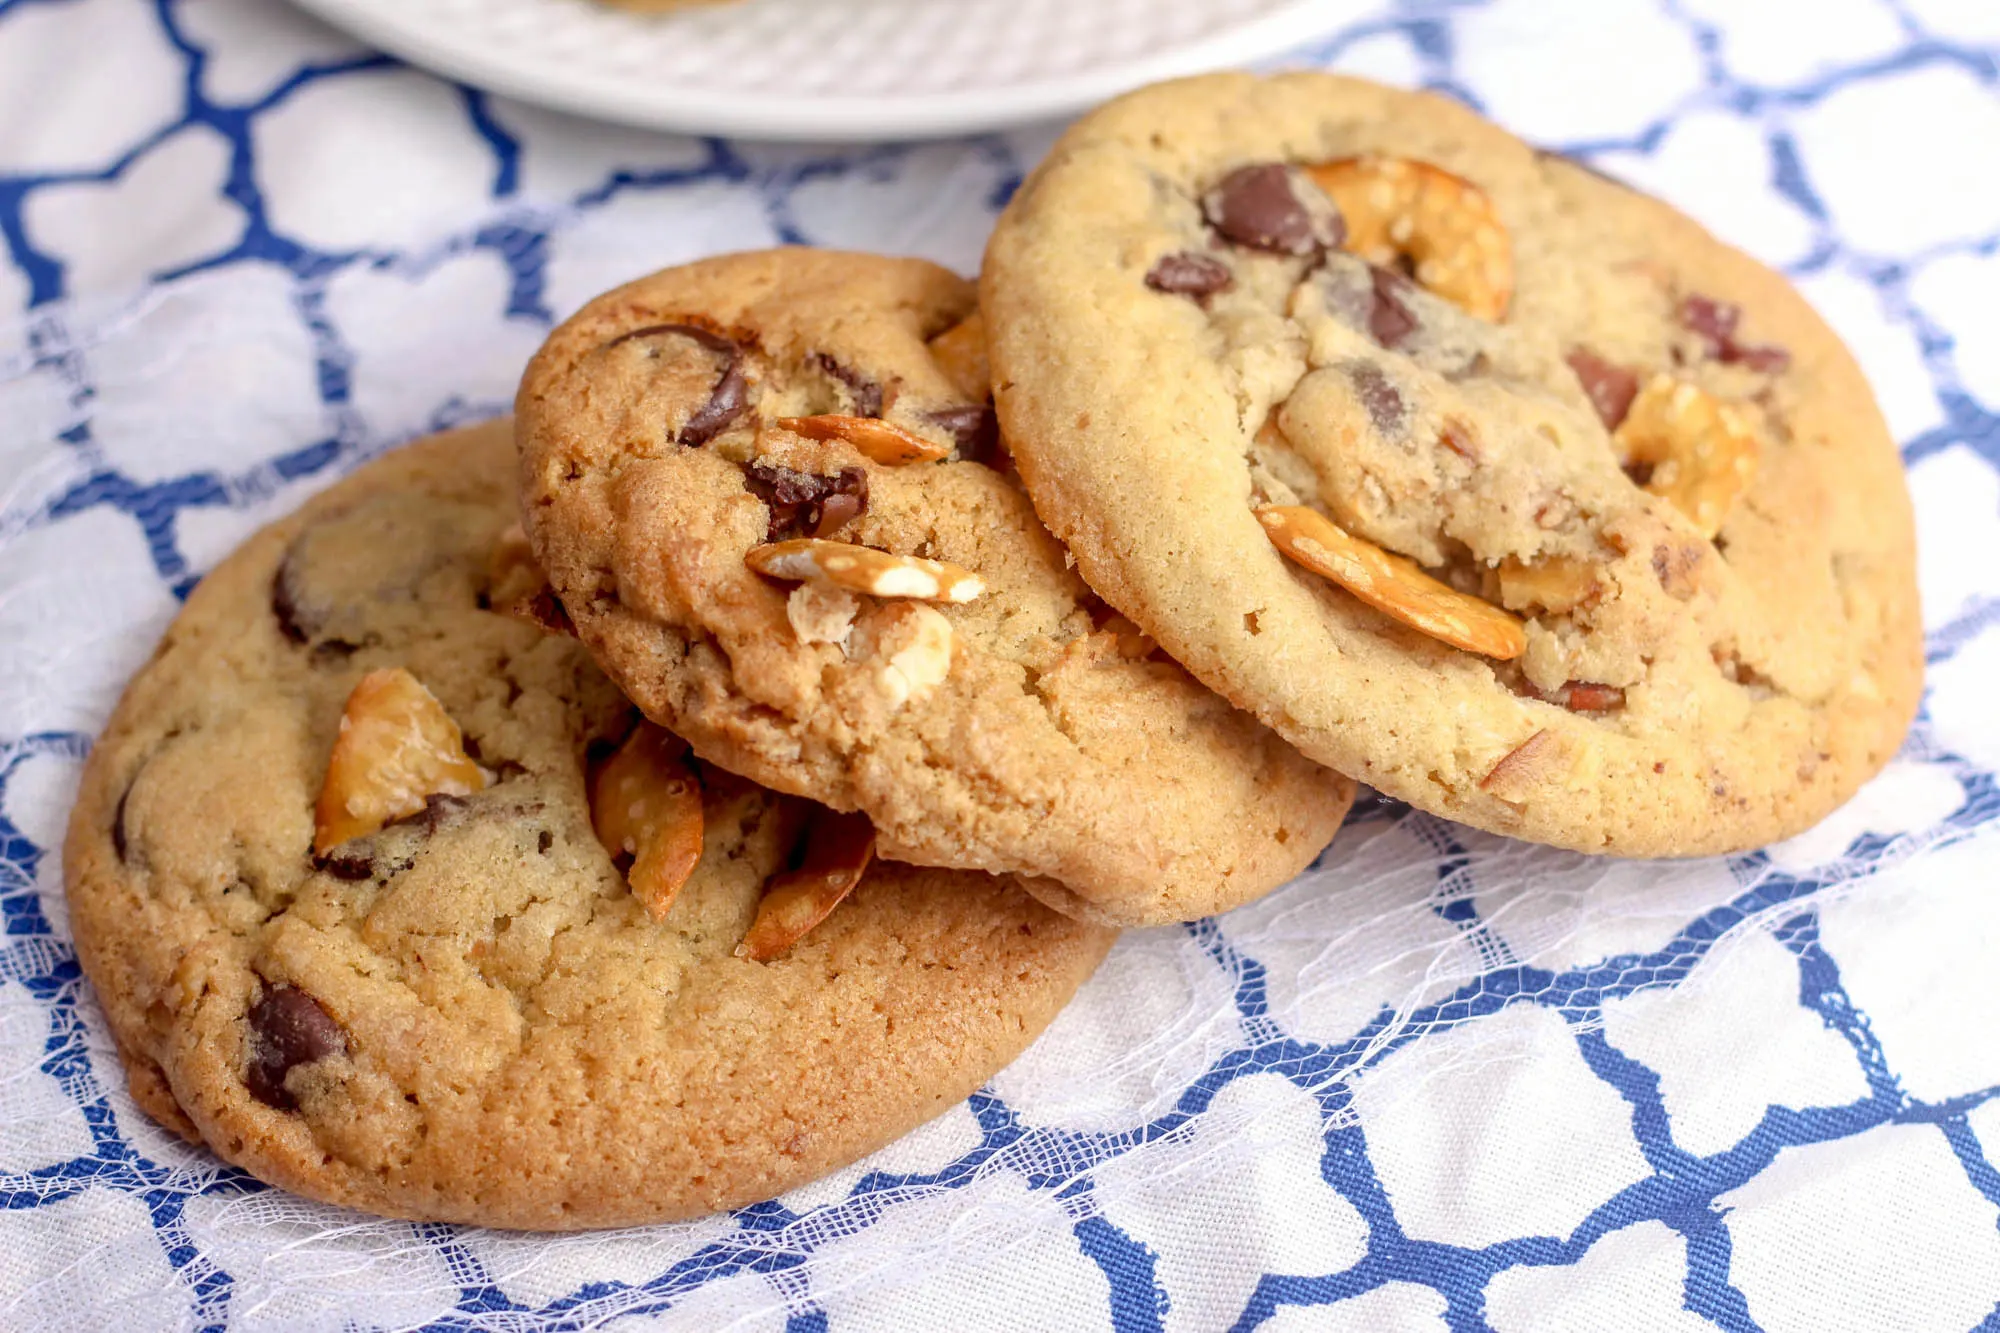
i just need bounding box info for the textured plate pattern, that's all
[287,0,1340,138]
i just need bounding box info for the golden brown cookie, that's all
[982,73,1922,857]
[63,421,1115,1229]
[515,249,1353,925]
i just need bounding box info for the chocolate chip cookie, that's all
[983,73,1922,857]
[515,249,1353,925]
[63,420,1116,1229]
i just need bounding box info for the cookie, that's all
[515,248,1353,925]
[64,420,1116,1229]
[982,72,1922,857]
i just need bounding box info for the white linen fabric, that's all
[0,1,1996,1329]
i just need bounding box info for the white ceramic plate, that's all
[287,0,1345,142]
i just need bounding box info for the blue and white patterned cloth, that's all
[2,1,1998,1329]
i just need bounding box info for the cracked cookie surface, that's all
[983,73,1922,856]
[516,249,1353,925]
[63,421,1116,1229]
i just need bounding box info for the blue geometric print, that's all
[2,0,1998,1329]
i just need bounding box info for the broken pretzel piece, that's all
[1614,375,1760,539]
[1306,156,1514,321]
[1496,555,1603,616]
[747,539,984,604]
[314,668,488,854]
[778,414,950,466]
[1256,505,1525,660]
[736,808,875,962]
[590,722,705,921]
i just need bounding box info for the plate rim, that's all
[286,0,1347,141]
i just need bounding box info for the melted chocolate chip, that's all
[1679,296,1741,353]
[1677,295,1794,374]
[1348,364,1405,433]
[926,405,1000,462]
[1367,267,1418,348]
[244,984,346,1111]
[271,563,310,645]
[604,323,751,446]
[606,322,733,357]
[1145,252,1234,300]
[745,463,870,541]
[679,357,749,446]
[383,791,470,842]
[418,792,470,833]
[537,830,554,855]
[1723,341,1791,374]
[1203,164,1345,257]
[1565,347,1640,430]
[314,848,377,881]
[111,787,131,862]
[814,354,884,419]
[1317,266,1373,333]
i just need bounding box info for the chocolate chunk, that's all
[814,354,884,419]
[314,847,377,881]
[1318,263,1376,331]
[244,984,346,1111]
[745,463,870,541]
[1565,347,1640,430]
[537,830,554,855]
[812,492,863,537]
[111,787,131,862]
[1679,295,1790,374]
[745,463,835,511]
[1678,296,1741,354]
[926,405,1000,462]
[1203,164,1345,257]
[1367,267,1418,348]
[1348,364,1405,433]
[679,357,749,447]
[1145,252,1234,300]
